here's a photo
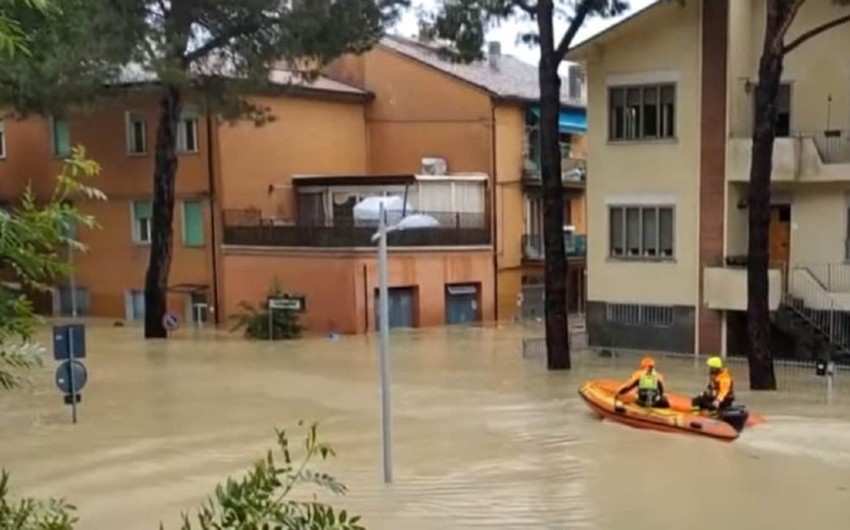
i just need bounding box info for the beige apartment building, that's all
[568,0,850,358]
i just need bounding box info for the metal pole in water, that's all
[68,326,78,424]
[377,202,393,484]
[68,241,78,318]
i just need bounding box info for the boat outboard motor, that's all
[719,405,749,432]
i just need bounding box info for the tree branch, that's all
[783,13,850,54]
[511,0,537,15]
[554,0,593,62]
[184,21,261,63]
[770,0,804,53]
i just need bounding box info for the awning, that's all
[529,107,587,134]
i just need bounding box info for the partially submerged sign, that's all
[267,295,306,312]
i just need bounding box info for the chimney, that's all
[488,41,501,69]
[568,64,585,101]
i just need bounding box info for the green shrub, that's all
[170,422,364,530]
[0,470,78,529]
[229,280,303,340]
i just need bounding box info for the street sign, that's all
[163,312,181,330]
[267,295,305,312]
[52,324,86,361]
[55,359,88,394]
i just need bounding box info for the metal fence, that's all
[223,209,490,247]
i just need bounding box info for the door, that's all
[374,287,416,331]
[769,204,791,264]
[445,284,481,325]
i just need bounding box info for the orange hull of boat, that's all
[589,379,765,427]
[578,380,764,441]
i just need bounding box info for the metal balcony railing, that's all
[521,233,587,261]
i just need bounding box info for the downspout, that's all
[490,103,499,322]
[204,95,221,325]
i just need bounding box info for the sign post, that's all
[52,324,87,424]
[266,295,306,341]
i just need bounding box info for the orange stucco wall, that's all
[215,95,367,218]
[337,46,495,175]
[220,249,494,335]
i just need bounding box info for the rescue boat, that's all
[578,379,764,441]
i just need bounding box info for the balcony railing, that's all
[812,129,850,164]
[223,209,491,248]
[521,233,587,261]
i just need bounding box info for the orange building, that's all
[2,37,588,334]
[326,36,589,321]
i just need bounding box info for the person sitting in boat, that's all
[692,356,735,412]
[617,356,669,408]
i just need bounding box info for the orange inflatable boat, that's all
[578,379,765,441]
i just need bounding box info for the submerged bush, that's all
[229,280,303,340]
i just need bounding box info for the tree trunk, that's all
[746,3,784,390]
[144,83,182,338]
[537,0,570,370]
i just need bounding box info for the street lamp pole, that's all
[376,202,393,484]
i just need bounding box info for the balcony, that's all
[728,130,850,183]
[521,233,587,261]
[522,127,586,188]
[703,258,784,311]
[222,209,491,248]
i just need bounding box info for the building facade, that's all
[327,36,589,323]
[569,0,850,358]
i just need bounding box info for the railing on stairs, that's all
[782,264,850,362]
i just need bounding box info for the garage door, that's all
[374,287,416,331]
[445,283,480,325]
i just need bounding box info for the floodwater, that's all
[2,322,850,529]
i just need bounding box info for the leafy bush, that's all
[229,280,302,340]
[0,470,78,530]
[0,147,104,389]
[171,422,364,529]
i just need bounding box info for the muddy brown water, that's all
[1,322,850,529]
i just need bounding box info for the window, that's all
[126,112,146,154]
[181,199,204,247]
[0,119,6,159]
[609,205,674,259]
[177,110,199,153]
[748,83,791,137]
[606,303,674,327]
[56,286,90,316]
[131,200,152,244]
[51,116,71,157]
[126,290,145,320]
[609,83,676,141]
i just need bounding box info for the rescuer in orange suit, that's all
[692,356,735,412]
[617,356,670,408]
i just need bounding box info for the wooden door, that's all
[768,205,791,264]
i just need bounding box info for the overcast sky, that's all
[393,0,657,67]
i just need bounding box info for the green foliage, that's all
[0,470,78,530]
[95,0,411,121]
[0,0,123,115]
[229,280,303,341]
[168,422,364,530]
[421,0,628,63]
[0,147,105,389]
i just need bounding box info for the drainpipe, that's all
[490,104,499,322]
[204,95,221,325]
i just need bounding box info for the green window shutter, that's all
[182,200,204,246]
[52,116,71,157]
[133,200,151,219]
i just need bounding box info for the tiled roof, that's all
[381,35,584,107]
[113,62,369,97]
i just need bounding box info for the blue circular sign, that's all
[162,312,180,330]
[55,360,87,394]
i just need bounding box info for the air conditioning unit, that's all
[421,157,448,175]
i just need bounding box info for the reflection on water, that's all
[1,323,850,529]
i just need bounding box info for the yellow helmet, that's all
[707,356,723,369]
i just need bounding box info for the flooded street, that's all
[2,322,850,529]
